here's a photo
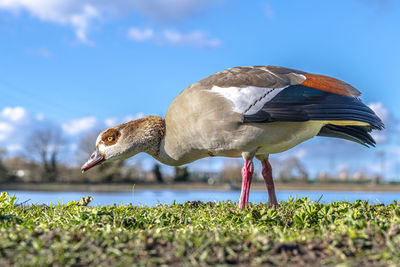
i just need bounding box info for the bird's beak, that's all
[81,148,105,173]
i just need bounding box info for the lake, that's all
[4,189,400,206]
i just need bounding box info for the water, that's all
[4,189,400,206]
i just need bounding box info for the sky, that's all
[0,0,399,179]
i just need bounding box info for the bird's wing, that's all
[244,84,382,127]
[202,66,382,129]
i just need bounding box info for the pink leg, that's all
[261,159,279,207]
[239,159,253,209]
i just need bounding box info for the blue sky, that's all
[0,0,399,179]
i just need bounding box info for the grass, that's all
[1,192,400,266]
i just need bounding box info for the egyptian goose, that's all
[81,66,383,208]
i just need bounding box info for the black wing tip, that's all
[318,124,379,148]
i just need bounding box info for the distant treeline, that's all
[0,152,190,184]
[0,152,384,185]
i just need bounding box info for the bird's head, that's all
[81,115,165,172]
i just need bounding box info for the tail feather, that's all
[317,124,376,147]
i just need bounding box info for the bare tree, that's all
[278,157,308,182]
[25,126,65,182]
[220,158,243,184]
[76,130,100,165]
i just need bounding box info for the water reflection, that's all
[4,190,399,206]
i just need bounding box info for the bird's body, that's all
[157,66,381,165]
[82,65,383,209]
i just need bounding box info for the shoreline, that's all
[2,182,400,192]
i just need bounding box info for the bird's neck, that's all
[142,116,187,166]
[147,118,204,167]
[137,115,176,166]
[134,115,166,157]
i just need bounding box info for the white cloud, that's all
[0,1,99,44]
[127,27,222,49]
[127,27,154,41]
[62,116,97,135]
[368,102,392,144]
[104,118,119,128]
[1,106,27,122]
[292,148,308,159]
[0,122,13,141]
[0,0,220,44]
[123,113,145,122]
[36,113,45,121]
[0,122,13,132]
[6,144,22,152]
[0,107,30,147]
[163,29,221,48]
[129,0,220,22]
[104,113,145,127]
[371,131,387,143]
[369,102,390,123]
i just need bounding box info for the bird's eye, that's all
[107,136,114,142]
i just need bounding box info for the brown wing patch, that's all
[265,65,307,75]
[101,128,121,146]
[196,66,292,89]
[301,73,361,97]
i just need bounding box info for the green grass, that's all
[1,192,400,266]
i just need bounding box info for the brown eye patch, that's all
[101,128,121,146]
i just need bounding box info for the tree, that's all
[277,157,308,182]
[174,166,189,182]
[153,163,164,183]
[25,126,65,182]
[221,159,242,184]
[0,149,10,182]
[76,130,99,165]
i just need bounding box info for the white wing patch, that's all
[210,86,288,115]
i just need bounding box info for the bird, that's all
[81,66,383,209]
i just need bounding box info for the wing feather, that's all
[243,85,383,130]
[301,73,361,97]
